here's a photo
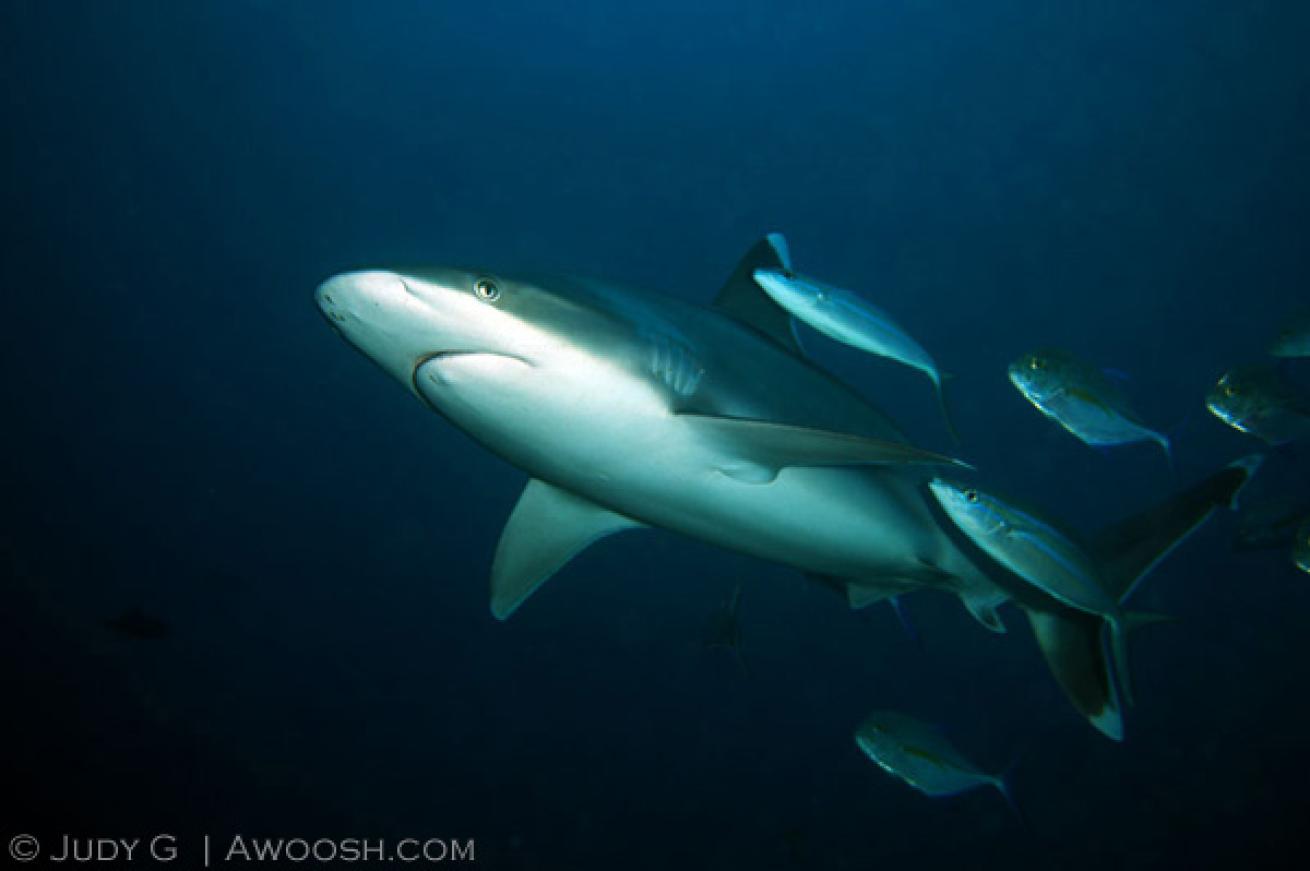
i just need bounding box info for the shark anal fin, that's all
[713,233,804,356]
[490,479,641,620]
[1090,455,1262,603]
[681,414,969,483]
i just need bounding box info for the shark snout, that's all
[315,270,408,325]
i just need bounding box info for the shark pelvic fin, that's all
[490,479,642,620]
[681,414,970,484]
[713,233,805,356]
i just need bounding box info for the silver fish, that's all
[752,267,957,441]
[1206,365,1310,446]
[928,478,1139,701]
[854,711,1013,806]
[1009,348,1171,466]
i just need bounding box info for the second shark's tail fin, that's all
[1026,455,1263,740]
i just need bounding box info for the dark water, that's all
[4,2,1309,868]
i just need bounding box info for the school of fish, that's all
[752,254,1309,810]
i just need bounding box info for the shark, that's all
[315,235,1253,741]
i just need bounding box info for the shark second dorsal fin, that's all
[490,479,642,620]
[713,233,804,356]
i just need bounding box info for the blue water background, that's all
[3,2,1309,867]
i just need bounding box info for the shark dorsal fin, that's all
[713,233,804,357]
[490,479,642,620]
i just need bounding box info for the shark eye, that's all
[964,489,979,504]
[474,278,500,302]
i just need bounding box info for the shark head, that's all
[315,266,656,467]
[315,267,543,396]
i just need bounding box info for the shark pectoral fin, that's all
[960,589,1009,634]
[713,233,804,356]
[682,414,970,483]
[490,479,642,620]
[1025,605,1124,741]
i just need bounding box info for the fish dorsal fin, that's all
[1090,455,1261,603]
[680,413,970,484]
[713,233,804,356]
[490,479,642,620]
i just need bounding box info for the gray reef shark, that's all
[316,235,1252,741]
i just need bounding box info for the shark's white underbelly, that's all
[420,350,954,583]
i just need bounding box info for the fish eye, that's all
[1029,357,1045,371]
[474,278,500,302]
[964,489,979,504]
[1223,383,1238,398]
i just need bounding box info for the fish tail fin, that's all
[1103,609,1175,710]
[932,371,961,445]
[1155,432,1175,476]
[1158,429,1179,471]
[994,758,1026,828]
[888,595,921,644]
[1091,454,1263,605]
[1024,605,1124,741]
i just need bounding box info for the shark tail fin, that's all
[1028,456,1260,739]
[1090,453,1263,604]
[1025,605,1125,741]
